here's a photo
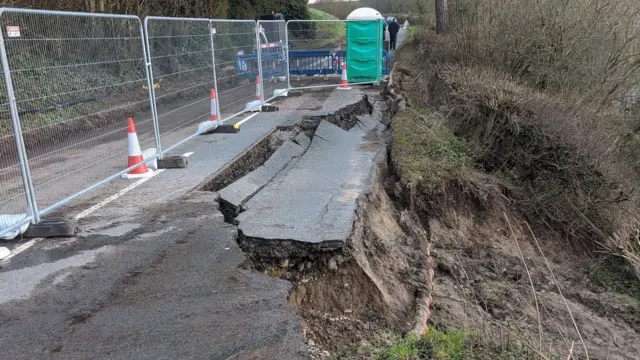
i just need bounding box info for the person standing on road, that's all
[388,18,400,50]
[383,22,390,52]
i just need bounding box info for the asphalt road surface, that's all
[0,192,308,359]
[0,92,340,359]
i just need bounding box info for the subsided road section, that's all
[0,87,375,359]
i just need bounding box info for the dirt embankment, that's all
[248,35,640,360]
[364,32,640,359]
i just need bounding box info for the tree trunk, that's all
[435,0,446,34]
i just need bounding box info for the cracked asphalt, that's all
[0,191,308,359]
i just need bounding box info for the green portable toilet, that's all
[345,8,384,84]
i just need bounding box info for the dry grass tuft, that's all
[431,64,638,247]
[446,0,640,114]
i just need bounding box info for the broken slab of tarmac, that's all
[215,90,388,261]
[219,138,309,223]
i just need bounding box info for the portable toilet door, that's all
[346,8,384,84]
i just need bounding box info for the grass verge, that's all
[299,8,346,50]
[390,107,470,191]
[341,329,538,360]
[308,8,345,39]
[396,28,640,274]
[589,257,640,300]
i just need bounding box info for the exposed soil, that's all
[379,63,640,359]
[205,88,434,358]
[245,156,433,358]
[201,128,293,193]
[299,95,373,132]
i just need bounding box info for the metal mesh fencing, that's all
[0,9,156,216]
[286,19,346,89]
[210,20,260,120]
[286,20,384,91]
[145,17,213,152]
[0,103,34,237]
[257,20,288,102]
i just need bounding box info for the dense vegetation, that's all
[2,0,310,21]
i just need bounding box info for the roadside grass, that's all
[308,8,345,39]
[349,329,538,360]
[390,107,471,191]
[301,8,346,50]
[397,28,640,280]
[407,26,418,39]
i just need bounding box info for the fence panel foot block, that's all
[24,218,79,238]
[158,156,189,169]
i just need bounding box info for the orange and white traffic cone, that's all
[210,88,220,123]
[338,62,351,90]
[245,75,263,112]
[198,89,221,134]
[122,117,154,179]
[255,75,262,101]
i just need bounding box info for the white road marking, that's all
[234,113,259,127]
[1,151,195,262]
[73,170,164,220]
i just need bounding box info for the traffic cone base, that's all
[245,100,262,112]
[122,117,154,179]
[122,170,155,179]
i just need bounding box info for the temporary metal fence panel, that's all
[0,10,389,237]
[0,98,34,238]
[144,17,213,152]
[257,20,288,102]
[0,8,158,218]
[211,19,261,120]
[285,20,384,91]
